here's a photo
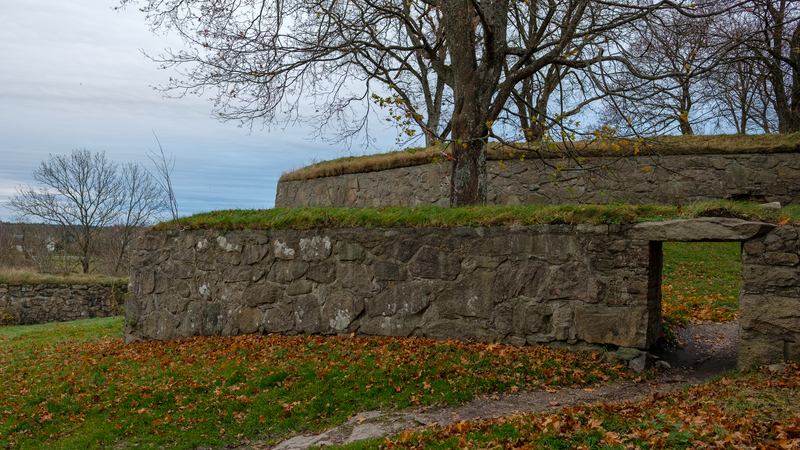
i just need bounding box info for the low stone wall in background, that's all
[0,283,126,325]
[275,152,800,208]
[125,218,800,369]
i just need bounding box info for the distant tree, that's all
[7,149,166,274]
[704,49,778,134]
[105,162,165,276]
[597,7,728,136]
[730,0,799,133]
[0,221,16,268]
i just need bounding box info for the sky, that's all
[0,0,396,222]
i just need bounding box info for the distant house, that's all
[46,237,60,252]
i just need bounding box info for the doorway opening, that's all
[653,241,743,374]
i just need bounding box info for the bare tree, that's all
[97,162,166,276]
[15,223,59,274]
[0,221,17,268]
[146,133,181,229]
[705,49,778,134]
[732,0,800,133]
[598,6,732,136]
[7,149,165,274]
[122,0,731,206]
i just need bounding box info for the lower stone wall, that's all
[739,225,800,369]
[275,152,800,208]
[0,283,126,325]
[125,219,800,369]
[126,225,662,350]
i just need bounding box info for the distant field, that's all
[0,267,128,286]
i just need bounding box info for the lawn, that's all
[661,241,742,328]
[1,230,797,449]
[0,318,632,449]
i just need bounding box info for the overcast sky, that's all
[0,0,396,222]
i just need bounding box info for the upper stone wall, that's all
[275,152,800,208]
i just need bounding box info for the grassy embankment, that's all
[280,133,800,182]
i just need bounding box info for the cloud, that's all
[0,0,397,222]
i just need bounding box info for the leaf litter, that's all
[0,323,633,449]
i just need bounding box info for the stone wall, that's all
[275,152,800,208]
[739,225,800,369]
[625,219,800,369]
[0,283,126,325]
[125,218,800,368]
[126,225,661,349]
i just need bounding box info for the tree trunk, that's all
[679,119,695,135]
[449,73,488,206]
[679,83,695,135]
[450,136,488,206]
[79,230,91,274]
[81,245,91,274]
[440,0,508,206]
[788,19,800,132]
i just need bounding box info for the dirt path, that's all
[218,321,740,450]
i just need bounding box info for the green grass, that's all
[0,318,633,449]
[154,201,798,231]
[661,242,742,329]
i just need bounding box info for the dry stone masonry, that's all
[0,283,125,325]
[275,152,800,208]
[125,218,800,369]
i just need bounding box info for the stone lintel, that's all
[626,217,774,242]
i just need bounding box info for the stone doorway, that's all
[656,241,743,373]
[629,217,799,369]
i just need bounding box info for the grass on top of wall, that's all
[153,201,800,231]
[0,267,128,287]
[280,133,800,182]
